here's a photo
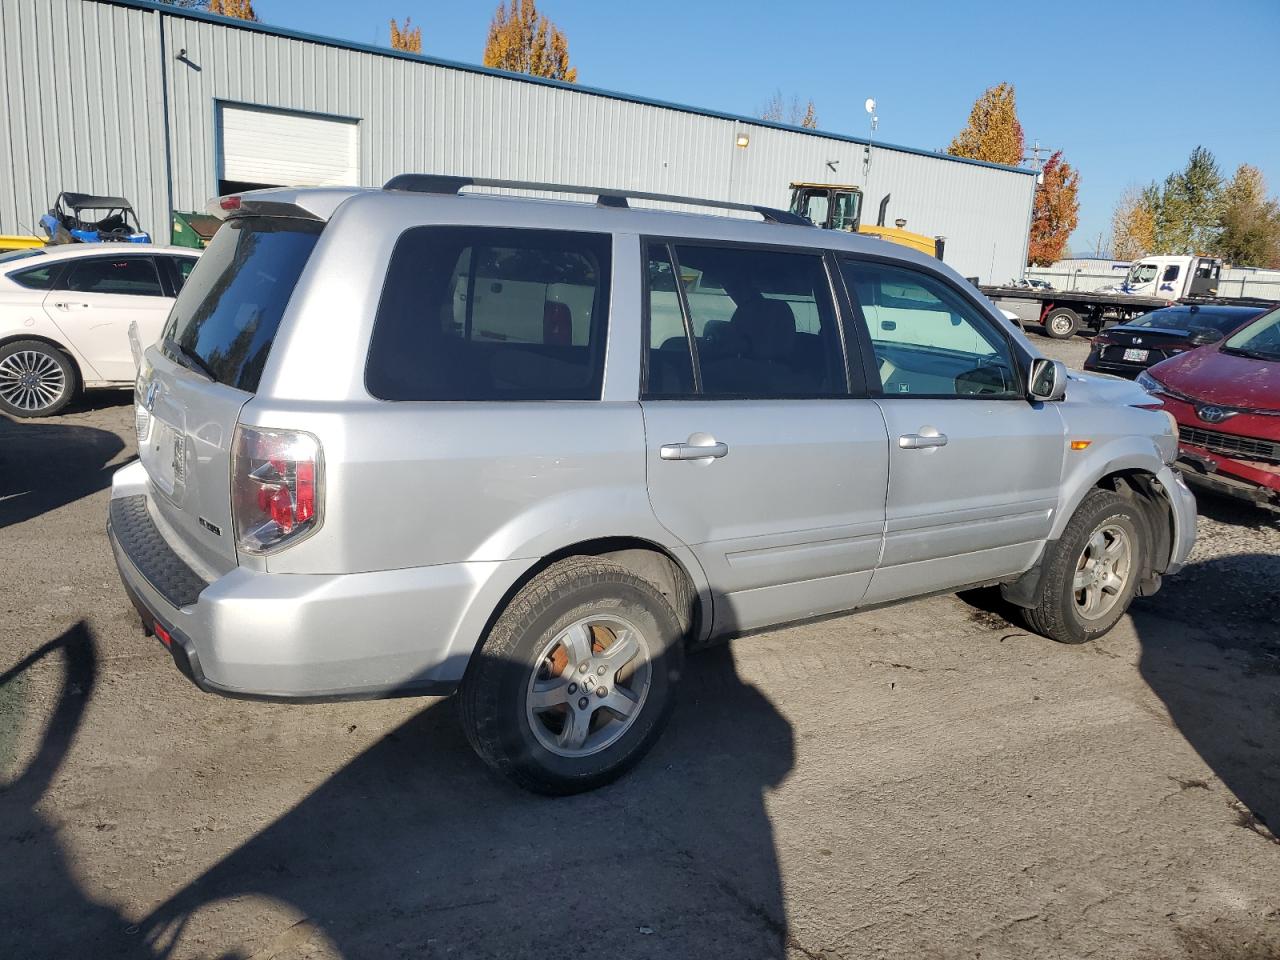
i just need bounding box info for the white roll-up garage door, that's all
[218,104,360,188]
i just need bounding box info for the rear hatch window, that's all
[161,216,322,393]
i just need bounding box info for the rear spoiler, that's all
[207,194,326,222]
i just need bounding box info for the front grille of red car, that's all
[1179,425,1280,463]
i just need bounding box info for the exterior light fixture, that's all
[735,133,750,148]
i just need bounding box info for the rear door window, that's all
[366,227,610,401]
[63,256,163,296]
[643,242,847,399]
[161,217,322,392]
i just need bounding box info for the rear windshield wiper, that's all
[163,337,216,381]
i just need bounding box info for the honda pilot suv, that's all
[109,177,1197,794]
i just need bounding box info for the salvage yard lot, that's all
[1,333,1277,960]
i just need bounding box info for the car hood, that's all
[1149,347,1280,409]
[1063,369,1150,407]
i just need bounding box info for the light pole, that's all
[863,98,877,190]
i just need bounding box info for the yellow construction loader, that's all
[787,183,944,260]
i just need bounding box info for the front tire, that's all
[1024,488,1146,644]
[460,557,684,795]
[0,340,77,418]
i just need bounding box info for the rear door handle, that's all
[660,441,729,461]
[899,431,948,450]
[53,302,89,310]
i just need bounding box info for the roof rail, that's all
[381,174,811,226]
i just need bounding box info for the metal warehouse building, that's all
[1,0,1037,282]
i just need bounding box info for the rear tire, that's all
[459,557,684,795]
[1043,307,1080,339]
[1023,488,1146,645]
[0,340,77,418]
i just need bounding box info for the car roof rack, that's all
[382,174,811,226]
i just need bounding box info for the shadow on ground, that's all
[1134,551,1280,843]
[0,415,127,529]
[2,631,795,959]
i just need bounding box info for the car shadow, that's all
[0,415,127,529]
[1133,552,1280,841]
[4,637,796,959]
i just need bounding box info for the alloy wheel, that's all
[0,349,66,413]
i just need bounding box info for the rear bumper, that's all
[107,463,524,700]
[1082,356,1143,379]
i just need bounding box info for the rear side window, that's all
[366,227,610,401]
[162,217,322,393]
[9,264,58,290]
[63,257,163,296]
[643,242,847,399]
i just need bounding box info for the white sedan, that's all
[0,244,199,417]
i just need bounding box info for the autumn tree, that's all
[1027,151,1079,266]
[1215,164,1280,267]
[208,0,258,19]
[390,16,422,53]
[1110,184,1158,261]
[483,0,577,82]
[947,83,1023,166]
[759,91,818,129]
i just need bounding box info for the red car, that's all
[1137,305,1280,507]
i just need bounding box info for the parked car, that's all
[108,178,1196,794]
[1138,304,1280,507]
[1084,303,1267,378]
[0,245,199,417]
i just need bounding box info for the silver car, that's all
[109,176,1197,794]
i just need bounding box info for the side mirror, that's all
[1029,358,1068,402]
[1188,327,1223,346]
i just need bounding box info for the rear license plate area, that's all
[1123,348,1149,362]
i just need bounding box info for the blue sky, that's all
[257,0,1280,254]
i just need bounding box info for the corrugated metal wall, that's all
[2,0,1037,283]
[0,0,171,240]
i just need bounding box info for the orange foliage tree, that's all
[390,17,422,53]
[208,0,258,20]
[947,83,1023,167]
[483,0,577,82]
[1027,151,1080,266]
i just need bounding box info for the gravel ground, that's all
[1,331,1277,960]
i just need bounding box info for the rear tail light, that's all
[231,426,323,554]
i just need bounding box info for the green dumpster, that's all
[171,210,222,249]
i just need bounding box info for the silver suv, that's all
[109,177,1197,794]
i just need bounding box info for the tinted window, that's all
[169,256,198,290]
[367,227,610,401]
[63,257,163,296]
[649,243,846,399]
[1161,265,1181,282]
[162,217,322,392]
[1133,307,1258,334]
[9,264,58,290]
[644,246,695,396]
[841,260,1020,398]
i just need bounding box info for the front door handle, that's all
[899,429,948,450]
[660,439,729,461]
